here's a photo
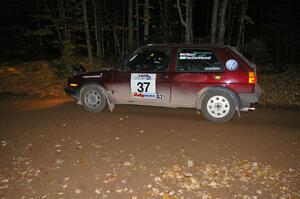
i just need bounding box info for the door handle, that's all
[162,74,169,79]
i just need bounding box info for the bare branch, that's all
[177,0,187,27]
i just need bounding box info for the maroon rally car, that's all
[65,44,261,122]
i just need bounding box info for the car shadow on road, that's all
[1,96,300,130]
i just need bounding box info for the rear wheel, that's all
[201,91,236,122]
[81,85,106,112]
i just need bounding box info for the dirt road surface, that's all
[0,96,299,199]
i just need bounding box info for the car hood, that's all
[78,69,114,81]
[68,69,113,82]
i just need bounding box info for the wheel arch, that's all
[78,82,115,111]
[195,86,241,110]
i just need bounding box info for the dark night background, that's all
[0,1,300,198]
[0,0,299,72]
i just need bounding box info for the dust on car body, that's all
[65,43,261,122]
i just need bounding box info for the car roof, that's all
[143,43,230,49]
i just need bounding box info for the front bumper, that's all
[238,84,262,108]
[64,87,79,100]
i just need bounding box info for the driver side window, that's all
[126,48,170,72]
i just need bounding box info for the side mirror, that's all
[72,65,86,76]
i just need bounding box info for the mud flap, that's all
[234,98,241,118]
[236,104,241,118]
[104,90,115,112]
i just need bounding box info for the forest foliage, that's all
[0,0,299,105]
[0,0,298,76]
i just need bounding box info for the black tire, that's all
[201,91,236,122]
[80,84,107,113]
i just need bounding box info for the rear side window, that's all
[176,49,223,72]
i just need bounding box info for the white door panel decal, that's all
[131,73,157,99]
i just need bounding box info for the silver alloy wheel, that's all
[84,89,102,109]
[206,95,230,118]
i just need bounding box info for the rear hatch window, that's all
[231,47,256,69]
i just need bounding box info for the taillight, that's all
[248,72,256,84]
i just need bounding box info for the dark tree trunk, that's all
[275,36,281,69]
[185,0,193,43]
[143,0,150,42]
[103,0,120,54]
[289,1,296,64]
[210,0,219,43]
[83,0,93,64]
[92,0,102,57]
[177,0,193,43]
[99,1,105,55]
[122,0,126,57]
[128,0,134,51]
[42,0,64,53]
[217,0,228,44]
[135,0,140,46]
[160,0,171,43]
[226,0,235,45]
[236,0,248,50]
[58,0,70,40]
[36,0,43,48]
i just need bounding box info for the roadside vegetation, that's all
[0,0,299,107]
[0,59,299,107]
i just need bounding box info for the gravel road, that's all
[0,96,299,198]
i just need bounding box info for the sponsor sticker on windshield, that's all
[179,52,212,60]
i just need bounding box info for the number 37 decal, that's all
[136,82,150,92]
[131,73,156,98]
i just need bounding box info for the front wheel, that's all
[80,85,107,112]
[201,91,236,122]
